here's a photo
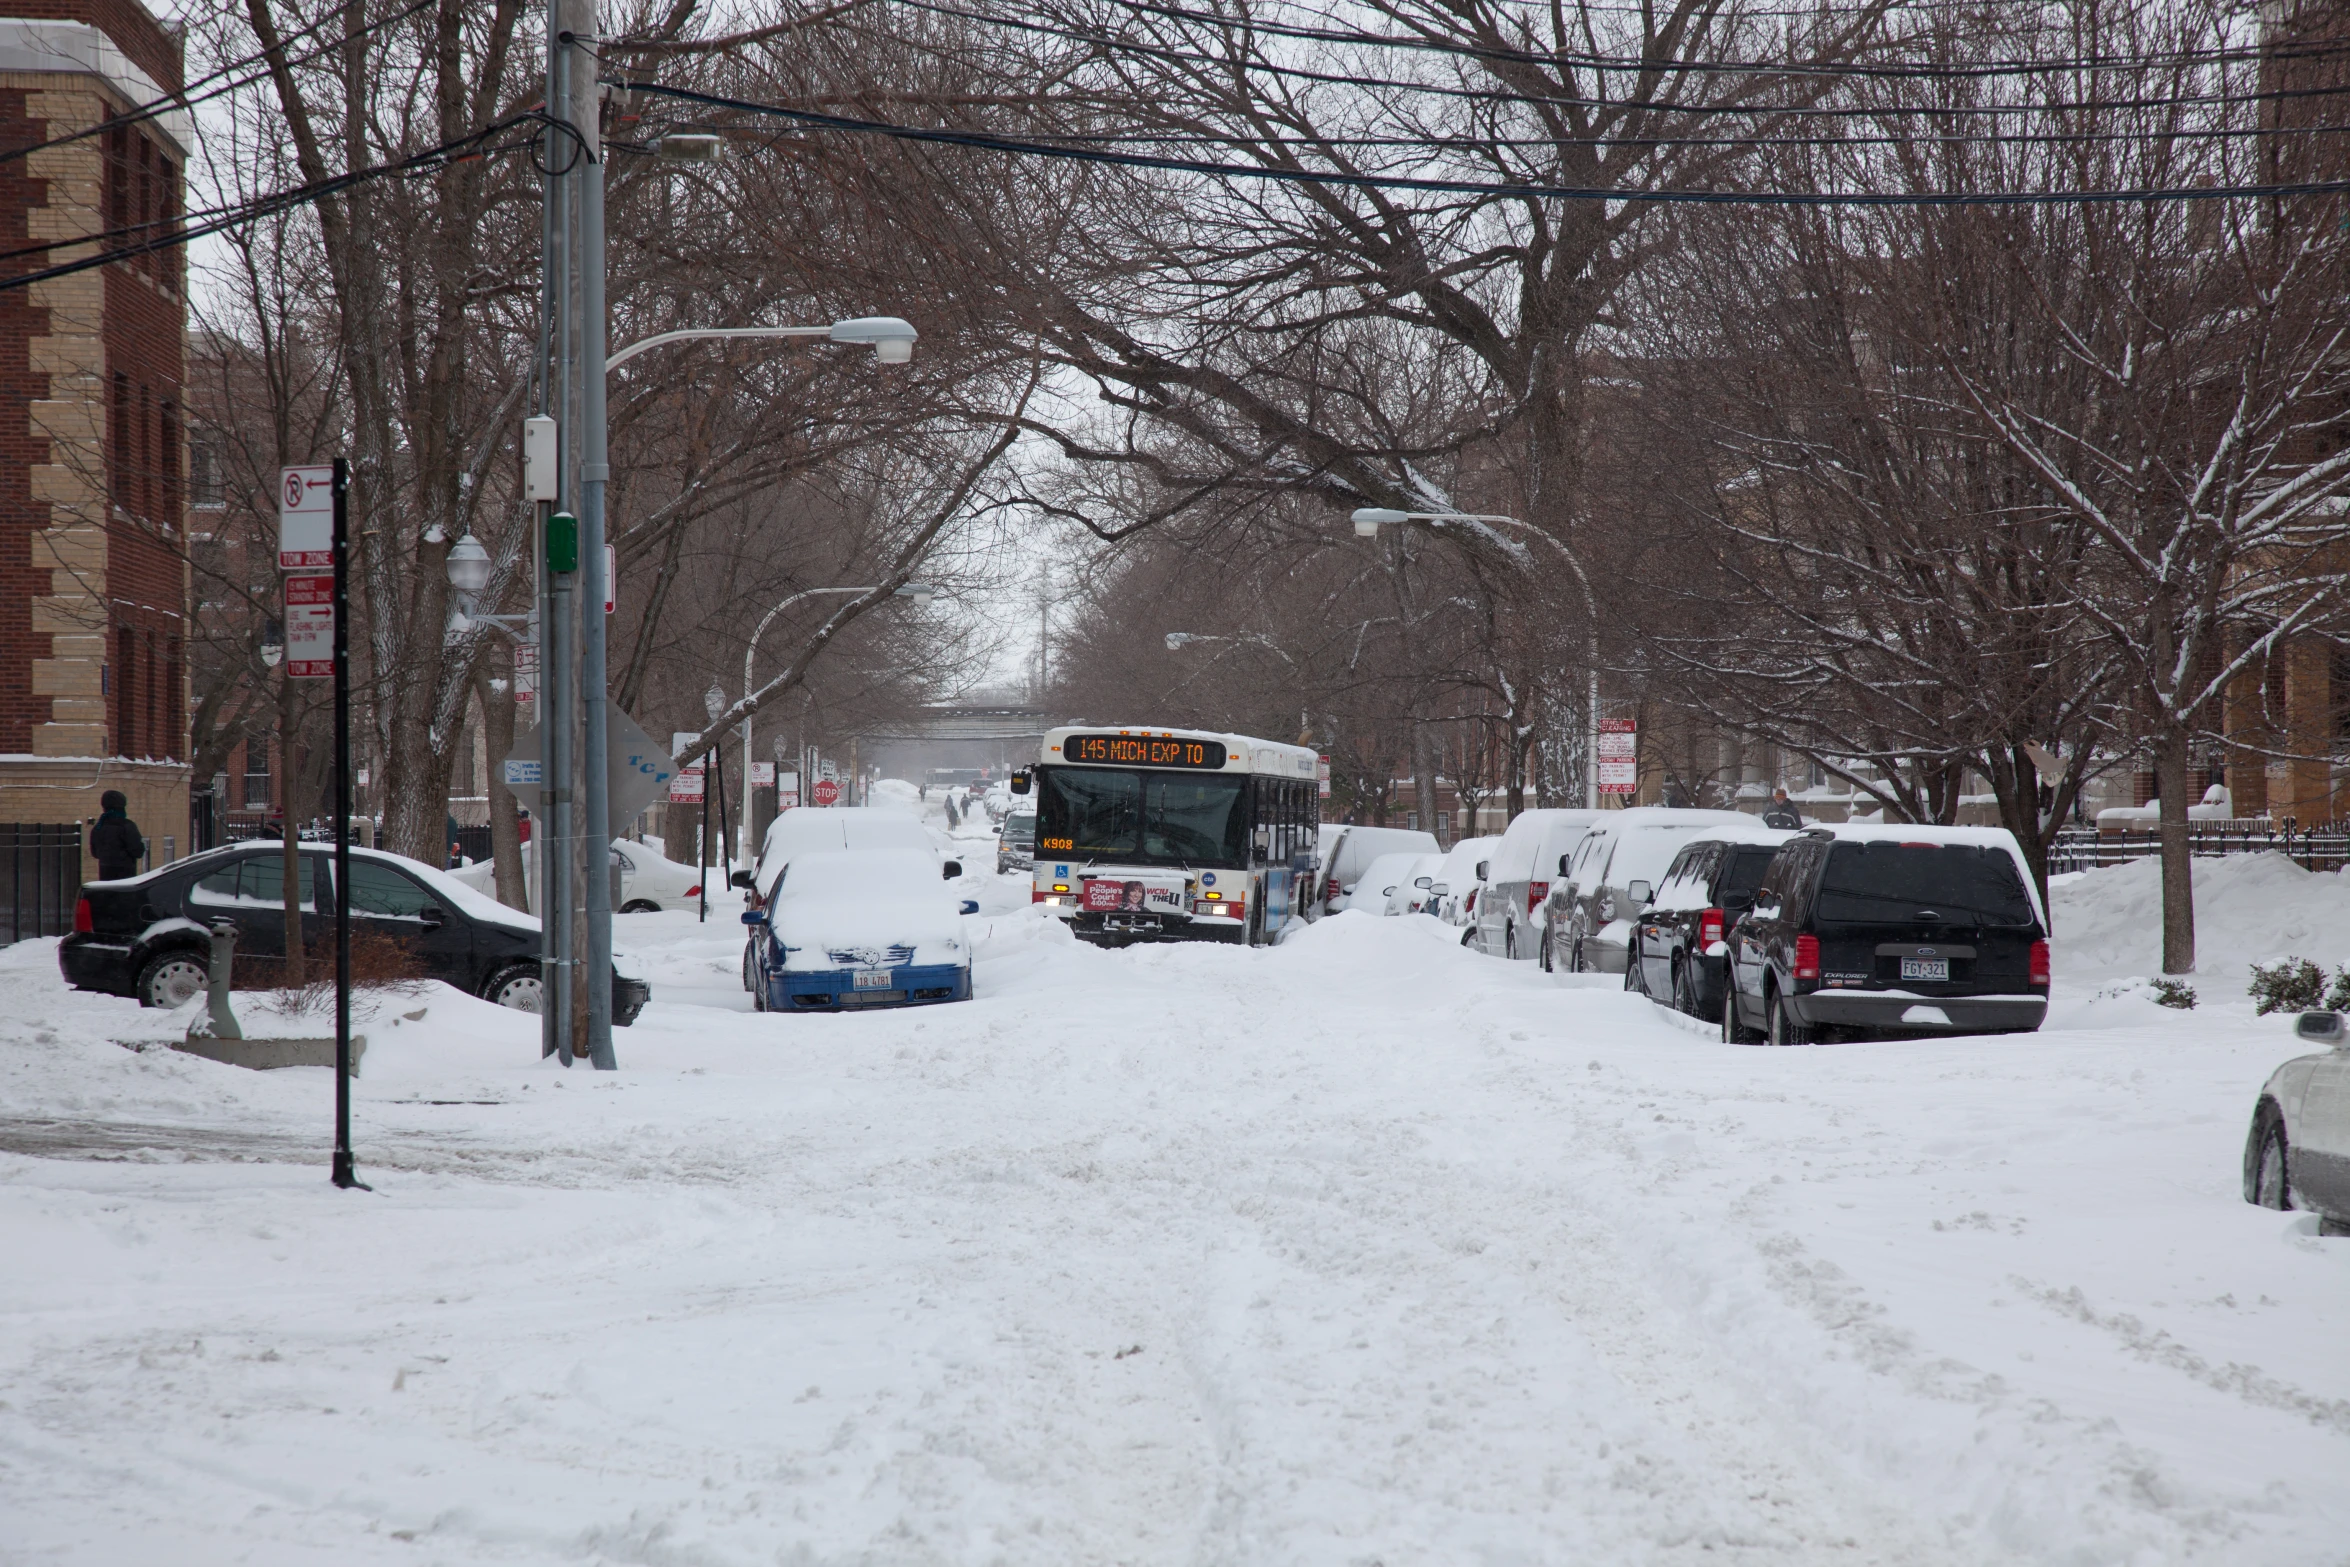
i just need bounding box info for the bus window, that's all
[1144,775,1247,863]
[1039,767,1141,855]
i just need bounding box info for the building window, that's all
[190,436,223,509]
[1407,811,1420,830]
[243,747,272,809]
[163,636,181,761]
[159,402,181,525]
[114,624,136,758]
[108,374,128,513]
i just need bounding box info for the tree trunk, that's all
[2154,726,2196,974]
[475,665,527,912]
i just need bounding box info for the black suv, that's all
[1626,830,1794,1019]
[1723,828,2048,1045]
[59,842,648,1023]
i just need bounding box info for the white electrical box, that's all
[523,416,558,501]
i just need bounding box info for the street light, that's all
[1348,507,1603,810]
[445,531,492,594]
[603,317,919,375]
[737,582,935,857]
[1164,629,1296,665]
[259,618,284,668]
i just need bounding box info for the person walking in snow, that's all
[90,789,145,880]
[1761,788,1803,831]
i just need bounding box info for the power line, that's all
[622,79,2350,205]
[0,0,440,169]
[993,118,2350,152]
[0,112,546,296]
[990,0,2350,83]
[878,0,2350,121]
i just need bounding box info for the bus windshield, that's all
[1036,767,1249,867]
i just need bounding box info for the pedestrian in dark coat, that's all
[1760,788,1804,831]
[90,789,145,880]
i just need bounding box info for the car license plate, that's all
[853,969,894,989]
[1900,958,1950,982]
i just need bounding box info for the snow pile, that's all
[2052,851,2350,985]
[3,897,2346,1563]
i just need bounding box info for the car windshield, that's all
[1005,815,1035,839]
[1035,767,1248,866]
[1813,842,2035,927]
[1720,847,1778,908]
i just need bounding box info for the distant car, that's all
[1624,824,1797,1018]
[743,847,977,1011]
[738,807,961,995]
[997,811,1037,874]
[1427,834,1503,936]
[58,842,648,1022]
[449,838,703,913]
[1381,852,1447,916]
[2245,1011,2350,1232]
[1345,851,1428,914]
[1314,825,1440,917]
[1722,824,2049,1045]
[1547,808,1751,974]
[1475,809,1601,961]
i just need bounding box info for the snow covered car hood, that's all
[765,849,966,971]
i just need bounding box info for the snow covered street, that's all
[4,852,2348,1565]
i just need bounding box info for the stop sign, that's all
[811,777,842,806]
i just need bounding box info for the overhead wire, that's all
[621,79,2350,206]
[0,0,440,169]
[876,0,2348,121]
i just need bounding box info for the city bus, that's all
[1013,725,1321,947]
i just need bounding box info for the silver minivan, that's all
[1475,808,1601,960]
[1545,807,1752,973]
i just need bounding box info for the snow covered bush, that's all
[2247,958,2327,1016]
[2150,978,2197,1010]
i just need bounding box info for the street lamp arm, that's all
[605,324,830,375]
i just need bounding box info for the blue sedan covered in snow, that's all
[745,847,976,1011]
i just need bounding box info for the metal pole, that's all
[576,5,615,1070]
[697,763,709,923]
[330,457,362,1190]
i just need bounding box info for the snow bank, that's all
[2053,851,2350,986]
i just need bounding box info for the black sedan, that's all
[59,841,648,1023]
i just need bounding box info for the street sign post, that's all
[777,769,800,809]
[278,464,333,570]
[326,458,363,1190]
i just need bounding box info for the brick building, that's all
[0,0,189,858]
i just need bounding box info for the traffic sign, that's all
[749,762,776,786]
[500,706,679,822]
[668,770,704,804]
[278,464,333,569]
[1596,717,1638,795]
[811,777,842,807]
[285,573,334,677]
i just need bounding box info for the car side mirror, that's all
[417,903,447,929]
[942,860,963,879]
[1475,861,1488,881]
[729,869,755,890]
[1558,853,1574,876]
[2294,1010,2347,1043]
[740,909,768,927]
[1414,876,1432,888]
[959,899,980,914]
[1431,881,1449,896]
[1626,879,1654,907]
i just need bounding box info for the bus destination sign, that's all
[1061,734,1228,769]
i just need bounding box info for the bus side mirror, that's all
[1253,827,1272,852]
[1009,769,1031,796]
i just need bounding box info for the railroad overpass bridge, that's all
[857,703,1055,781]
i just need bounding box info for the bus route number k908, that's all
[1061,734,1228,769]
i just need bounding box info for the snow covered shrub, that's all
[2150,978,2197,1010]
[2327,968,2350,1013]
[2248,958,2327,1016]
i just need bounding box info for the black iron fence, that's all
[2,823,83,943]
[2048,820,2350,876]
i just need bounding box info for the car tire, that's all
[1623,952,1644,994]
[2252,1117,2294,1210]
[484,963,544,1013]
[742,939,758,992]
[620,899,661,914]
[1506,924,1519,963]
[1673,957,1701,1018]
[1722,985,1761,1044]
[1571,940,1588,974]
[1459,927,1475,948]
[1766,987,1815,1047]
[136,948,209,1009]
